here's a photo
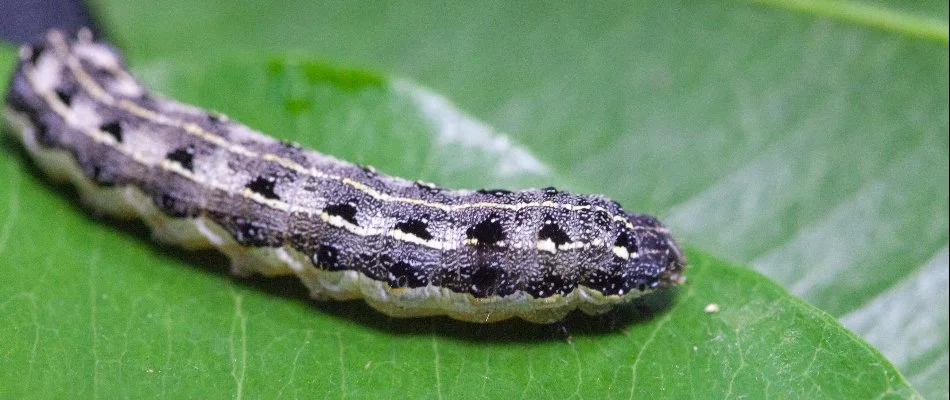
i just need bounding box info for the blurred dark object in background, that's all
[0,0,100,44]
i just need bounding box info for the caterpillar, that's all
[3,29,686,323]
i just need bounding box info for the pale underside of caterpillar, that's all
[3,29,686,323]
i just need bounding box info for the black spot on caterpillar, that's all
[245,175,281,200]
[2,29,686,323]
[165,146,195,172]
[99,121,123,143]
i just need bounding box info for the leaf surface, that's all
[2,1,947,397]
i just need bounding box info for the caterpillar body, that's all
[3,29,685,323]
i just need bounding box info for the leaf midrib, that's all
[746,0,949,43]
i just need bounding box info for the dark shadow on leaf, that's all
[2,132,679,343]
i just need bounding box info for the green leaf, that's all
[1,0,945,397]
[0,47,919,399]
[101,1,947,396]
